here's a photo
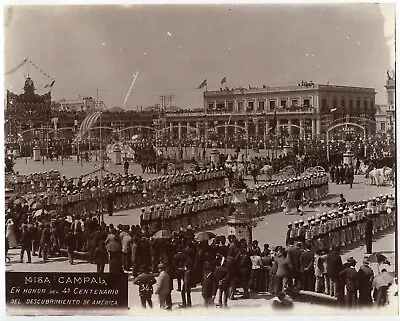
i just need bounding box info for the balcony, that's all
[165,107,315,118]
[204,85,318,96]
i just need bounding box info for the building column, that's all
[265,119,270,137]
[245,120,249,138]
[178,122,182,140]
[169,122,173,139]
[277,119,281,136]
[254,99,258,112]
[255,121,259,138]
[288,119,292,136]
[204,121,208,140]
[234,121,238,138]
[196,121,200,137]
[316,118,321,136]
[311,119,316,138]
[299,119,305,139]
[225,121,228,140]
[187,122,191,138]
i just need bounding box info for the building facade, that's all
[5,78,378,145]
[5,77,52,140]
[54,96,106,112]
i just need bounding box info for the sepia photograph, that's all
[3,2,397,316]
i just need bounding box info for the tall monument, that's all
[384,70,395,138]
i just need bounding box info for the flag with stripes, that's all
[197,79,207,89]
[221,76,226,85]
[44,80,56,88]
[75,111,102,142]
[227,110,235,124]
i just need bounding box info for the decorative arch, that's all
[326,122,367,160]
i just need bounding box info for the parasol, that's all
[195,231,216,242]
[372,271,395,289]
[34,209,48,217]
[31,202,42,210]
[153,229,172,239]
[106,240,122,252]
[368,253,391,265]
[14,197,27,205]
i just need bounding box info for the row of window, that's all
[321,98,374,111]
[209,98,311,111]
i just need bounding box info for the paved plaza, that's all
[6,160,397,314]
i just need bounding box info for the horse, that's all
[367,166,392,186]
[260,164,273,181]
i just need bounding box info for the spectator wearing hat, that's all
[65,226,76,265]
[94,241,108,274]
[133,264,157,308]
[19,224,32,263]
[287,241,302,290]
[180,260,193,308]
[326,246,342,297]
[274,247,292,294]
[339,257,358,308]
[357,257,374,307]
[300,243,314,291]
[365,213,374,254]
[155,263,171,309]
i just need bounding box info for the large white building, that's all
[53,96,106,112]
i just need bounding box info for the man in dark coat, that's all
[330,165,336,183]
[334,166,340,184]
[214,260,230,308]
[107,194,114,217]
[365,214,374,254]
[300,243,314,291]
[237,247,252,299]
[357,258,374,306]
[124,160,130,175]
[65,227,76,265]
[287,241,302,290]
[346,165,354,189]
[340,164,347,184]
[326,246,342,297]
[19,225,32,263]
[339,257,358,308]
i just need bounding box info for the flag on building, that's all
[75,111,102,142]
[221,76,227,85]
[198,79,207,89]
[44,80,56,88]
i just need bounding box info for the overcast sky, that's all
[4,4,394,109]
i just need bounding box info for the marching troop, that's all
[7,169,226,219]
[139,173,330,235]
[286,193,396,251]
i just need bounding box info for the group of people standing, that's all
[329,164,355,188]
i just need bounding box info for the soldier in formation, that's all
[286,193,395,252]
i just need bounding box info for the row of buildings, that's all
[5,73,395,144]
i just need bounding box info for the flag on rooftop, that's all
[221,76,227,85]
[198,79,207,90]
